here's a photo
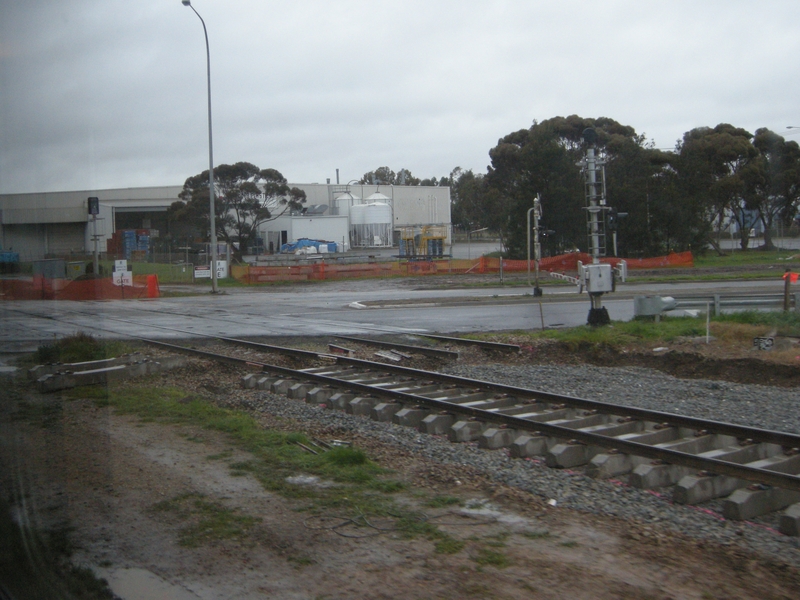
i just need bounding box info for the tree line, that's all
[371,116,800,259]
[171,116,800,262]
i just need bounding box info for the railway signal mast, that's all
[576,127,625,326]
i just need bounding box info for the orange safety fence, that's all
[0,275,160,301]
[237,251,694,283]
[0,252,693,299]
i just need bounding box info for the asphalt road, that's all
[0,276,791,353]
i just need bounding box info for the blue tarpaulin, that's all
[280,239,337,253]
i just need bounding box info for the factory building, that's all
[0,183,451,261]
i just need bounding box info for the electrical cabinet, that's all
[584,264,613,293]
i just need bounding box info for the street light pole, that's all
[182,0,218,293]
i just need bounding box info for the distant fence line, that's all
[0,251,693,300]
[233,252,694,284]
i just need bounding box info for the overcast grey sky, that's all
[1,0,799,194]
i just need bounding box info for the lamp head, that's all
[182,0,191,6]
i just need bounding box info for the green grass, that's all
[472,547,511,568]
[522,530,551,540]
[435,537,466,554]
[63,384,460,547]
[694,248,800,267]
[150,493,260,547]
[425,495,462,508]
[484,310,800,349]
[31,332,133,365]
[712,310,800,335]
[524,317,705,348]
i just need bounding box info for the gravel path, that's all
[232,361,800,567]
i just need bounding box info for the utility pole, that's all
[88,197,100,275]
[527,194,542,296]
[578,128,612,326]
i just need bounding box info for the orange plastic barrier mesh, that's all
[0,276,154,301]
[0,252,694,300]
[236,251,693,283]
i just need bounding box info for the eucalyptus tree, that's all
[172,163,306,259]
[484,115,673,258]
[743,128,800,249]
[676,124,758,251]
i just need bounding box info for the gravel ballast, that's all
[228,360,800,567]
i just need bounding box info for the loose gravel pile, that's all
[225,360,800,568]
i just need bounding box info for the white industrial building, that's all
[0,183,450,261]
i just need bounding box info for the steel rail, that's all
[140,338,800,492]
[211,336,800,449]
[417,333,520,353]
[334,336,459,359]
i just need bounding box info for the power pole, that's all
[577,129,612,326]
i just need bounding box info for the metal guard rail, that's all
[673,293,800,315]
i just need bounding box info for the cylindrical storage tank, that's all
[350,202,392,247]
[334,192,360,218]
[365,192,391,204]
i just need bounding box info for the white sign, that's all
[194,265,211,279]
[114,259,127,272]
[194,263,227,279]
[112,271,133,286]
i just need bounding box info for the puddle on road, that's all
[96,567,201,600]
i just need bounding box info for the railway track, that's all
[141,336,800,536]
[12,306,800,533]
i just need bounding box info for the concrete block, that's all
[509,434,549,458]
[256,376,277,390]
[722,487,800,521]
[287,382,314,400]
[306,387,334,404]
[392,407,430,428]
[419,413,455,435]
[28,353,145,380]
[673,474,746,505]
[347,396,379,416]
[145,360,162,375]
[546,443,601,468]
[270,379,296,395]
[124,362,149,378]
[586,453,639,479]
[371,402,402,422]
[0,366,18,378]
[37,364,129,393]
[779,503,800,536]
[478,427,517,450]
[29,364,51,380]
[629,463,692,489]
[241,374,258,389]
[327,392,355,410]
[448,420,486,442]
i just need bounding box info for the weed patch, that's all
[472,547,511,568]
[522,530,551,540]
[67,385,441,543]
[151,493,260,547]
[32,332,132,365]
[426,495,462,508]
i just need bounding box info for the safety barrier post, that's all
[146,274,160,298]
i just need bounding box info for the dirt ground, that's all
[3,344,800,600]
